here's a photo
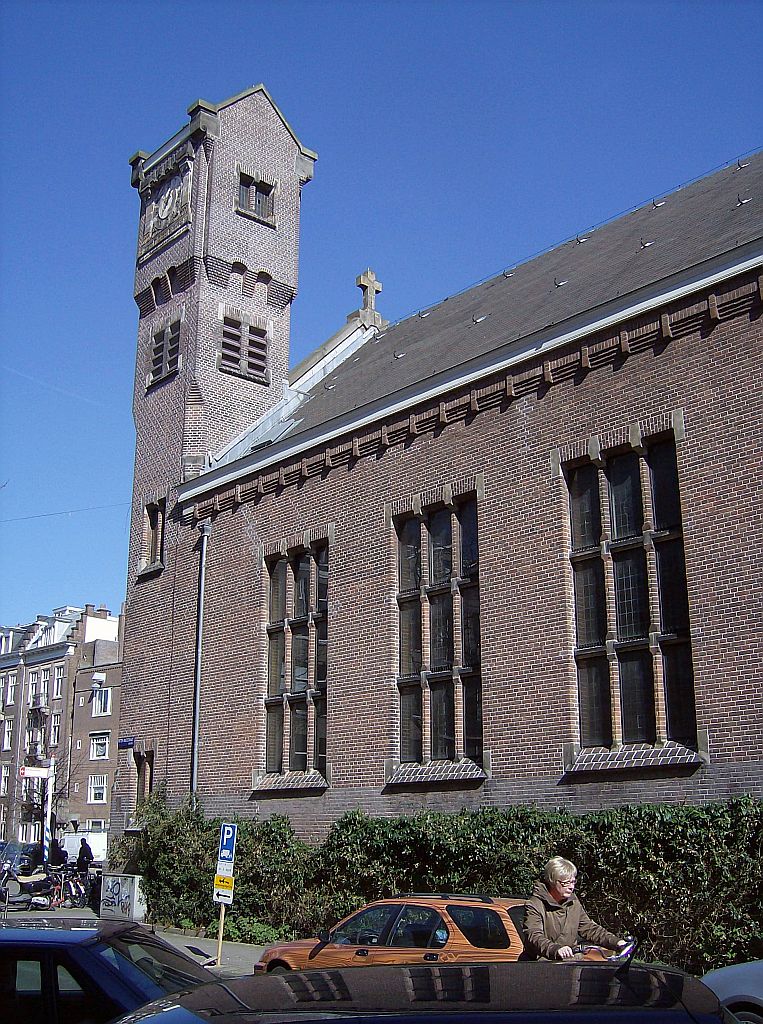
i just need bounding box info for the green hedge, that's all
[110,793,762,974]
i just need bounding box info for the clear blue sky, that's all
[0,0,760,626]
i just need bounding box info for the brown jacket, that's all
[523,881,621,960]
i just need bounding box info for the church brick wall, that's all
[119,267,763,837]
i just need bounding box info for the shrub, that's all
[112,793,761,974]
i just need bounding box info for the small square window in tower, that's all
[238,173,275,225]
[220,316,269,382]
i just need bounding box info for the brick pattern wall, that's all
[119,265,763,837]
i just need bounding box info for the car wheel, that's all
[268,964,291,974]
[728,1008,763,1024]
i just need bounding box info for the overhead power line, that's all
[0,502,130,524]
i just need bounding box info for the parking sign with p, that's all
[218,822,237,866]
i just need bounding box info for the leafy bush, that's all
[111,793,761,974]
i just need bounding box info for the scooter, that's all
[0,859,54,913]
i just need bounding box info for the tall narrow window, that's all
[313,696,327,777]
[567,437,696,750]
[577,656,612,747]
[265,557,287,767]
[619,650,656,743]
[430,680,455,761]
[148,319,180,386]
[289,701,308,772]
[612,547,650,640]
[396,496,482,767]
[649,439,696,745]
[400,684,422,763]
[264,544,330,779]
[608,452,644,540]
[143,500,165,570]
[265,703,283,774]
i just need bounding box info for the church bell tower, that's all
[126,85,316,577]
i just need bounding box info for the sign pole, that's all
[216,902,226,967]
[43,756,55,865]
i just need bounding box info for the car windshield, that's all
[90,929,211,999]
[0,838,35,872]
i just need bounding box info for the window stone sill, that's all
[235,205,277,230]
[251,770,329,795]
[562,737,709,776]
[218,363,270,386]
[136,561,164,580]
[384,758,487,788]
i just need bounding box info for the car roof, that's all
[374,894,525,908]
[117,961,724,1023]
[0,917,150,945]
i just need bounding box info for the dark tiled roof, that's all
[288,153,762,444]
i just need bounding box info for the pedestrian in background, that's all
[77,837,94,873]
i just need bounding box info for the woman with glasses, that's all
[523,856,627,960]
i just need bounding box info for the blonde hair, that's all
[542,856,577,885]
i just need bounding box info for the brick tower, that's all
[118,88,315,822]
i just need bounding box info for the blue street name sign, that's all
[218,822,237,865]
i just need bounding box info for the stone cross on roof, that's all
[356,269,382,312]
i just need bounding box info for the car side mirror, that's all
[317,930,331,944]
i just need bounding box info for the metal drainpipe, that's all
[190,518,212,802]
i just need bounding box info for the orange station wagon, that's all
[255,894,531,973]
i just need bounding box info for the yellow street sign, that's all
[214,874,234,891]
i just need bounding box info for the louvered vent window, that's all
[220,316,268,382]
[148,320,180,386]
[566,436,696,750]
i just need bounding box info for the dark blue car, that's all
[113,959,736,1024]
[0,917,215,1023]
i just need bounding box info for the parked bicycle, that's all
[48,862,89,909]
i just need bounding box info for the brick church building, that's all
[114,86,762,838]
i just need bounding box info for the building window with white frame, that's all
[2,719,12,751]
[0,764,9,796]
[92,687,112,717]
[53,664,64,699]
[87,774,108,803]
[50,713,61,747]
[41,667,50,700]
[89,732,110,759]
[87,819,106,832]
[5,673,14,706]
[28,670,39,702]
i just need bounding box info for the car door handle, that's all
[423,953,439,962]
[355,949,369,957]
